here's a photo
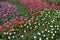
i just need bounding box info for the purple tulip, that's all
[0,2,19,25]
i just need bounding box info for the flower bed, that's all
[0,8,60,40]
[0,0,60,40]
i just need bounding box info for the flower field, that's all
[0,0,60,40]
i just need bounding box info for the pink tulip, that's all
[0,26,3,31]
[9,20,15,23]
[20,0,45,13]
[3,23,9,28]
[0,26,3,29]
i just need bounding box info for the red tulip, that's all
[54,2,60,9]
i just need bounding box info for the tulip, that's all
[0,26,3,29]
[3,23,9,28]
[9,20,15,23]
